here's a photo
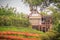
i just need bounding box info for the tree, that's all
[23,0,60,12]
[0,5,16,16]
[23,0,44,11]
[0,5,30,27]
[49,7,60,25]
[0,5,16,26]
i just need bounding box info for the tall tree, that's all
[23,0,60,11]
[23,0,44,11]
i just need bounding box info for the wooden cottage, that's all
[29,9,52,32]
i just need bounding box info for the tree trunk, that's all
[29,4,33,11]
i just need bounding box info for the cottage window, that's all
[42,18,45,24]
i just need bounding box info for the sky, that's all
[0,0,58,15]
[0,0,30,14]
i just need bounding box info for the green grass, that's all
[0,26,44,34]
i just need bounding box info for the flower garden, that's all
[0,31,40,40]
[0,27,43,40]
[0,31,39,40]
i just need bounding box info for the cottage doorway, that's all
[43,27,45,32]
[32,25,39,30]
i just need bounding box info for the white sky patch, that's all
[0,0,30,14]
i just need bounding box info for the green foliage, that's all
[52,0,60,3]
[23,0,43,6]
[57,3,60,8]
[53,23,60,33]
[51,0,60,8]
[0,7,15,16]
[57,24,60,33]
[0,16,12,26]
[0,26,44,34]
[51,24,60,40]
[0,6,30,27]
[40,34,50,40]
[40,12,48,15]
[45,30,58,40]
[40,30,59,40]
[49,7,60,25]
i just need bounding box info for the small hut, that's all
[29,9,52,32]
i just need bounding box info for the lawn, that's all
[0,26,43,34]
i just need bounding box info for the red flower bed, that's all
[0,31,40,37]
[0,31,40,40]
[0,35,37,40]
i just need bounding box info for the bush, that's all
[0,6,30,27]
